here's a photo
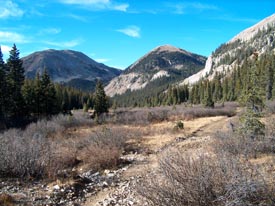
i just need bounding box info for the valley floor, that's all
[1,108,274,206]
[84,115,234,206]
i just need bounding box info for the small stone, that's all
[53,185,60,191]
[102,181,108,187]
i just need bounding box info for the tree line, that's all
[188,53,275,106]
[0,45,108,129]
[111,53,275,108]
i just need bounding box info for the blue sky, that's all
[0,0,274,69]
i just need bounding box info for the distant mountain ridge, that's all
[183,13,275,85]
[22,49,121,91]
[105,45,206,97]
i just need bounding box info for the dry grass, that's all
[137,107,275,206]
[213,116,275,159]
[100,102,237,125]
[0,114,138,180]
[137,149,275,206]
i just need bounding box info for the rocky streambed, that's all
[0,153,146,206]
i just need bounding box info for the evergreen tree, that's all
[213,74,223,102]
[239,62,265,140]
[34,72,43,116]
[0,46,7,127]
[22,79,36,116]
[265,59,273,100]
[6,44,26,125]
[41,69,58,115]
[203,80,214,107]
[94,80,109,116]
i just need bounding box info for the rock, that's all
[53,185,60,191]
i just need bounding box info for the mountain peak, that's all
[152,45,191,56]
[105,45,206,97]
[22,49,121,91]
[183,13,275,85]
[127,44,204,72]
[230,13,275,43]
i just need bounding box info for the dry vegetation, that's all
[138,149,275,206]
[102,102,237,125]
[0,113,141,180]
[2,102,274,206]
[136,111,275,206]
[0,103,237,180]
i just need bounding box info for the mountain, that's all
[22,49,121,91]
[183,13,275,85]
[105,45,206,97]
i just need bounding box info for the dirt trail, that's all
[84,115,234,206]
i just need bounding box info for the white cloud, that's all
[67,14,87,22]
[0,31,28,43]
[39,28,61,35]
[0,45,12,57]
[113,3,129,12]
[44,39,83,48]
[117,26,140,38]
[168,2,218,14]
[0,0,24,19]
[217,16,259,23]
[95,58,110,63]
[60,0,110,5]
[59,0,128,12]
[190,3,218,10]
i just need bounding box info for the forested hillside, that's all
[0,45,93,128]
[22,49,121,91]
[105,45,206,97]
[111,53,275,107]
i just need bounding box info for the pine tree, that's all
[41,69,58,115]
[239,62,265,140]
[94,80,109,116]
[203,80,214,107]
[22,79,36,116]
[213,74,223,102]
[34,72,43,116]
[6,44,26,125]
[265,58,273,100]
[0,46,7,128]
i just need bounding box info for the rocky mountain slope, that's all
[183,13,275,85]
[105,45,206,97]
[22,49,121,91]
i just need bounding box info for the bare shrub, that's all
[266,100,275,113]
[181,106,236,120]
[80,145,120,171]
[0,193,15,206]
[137,149,275,206]
[214,128,275,159]
[0,115,91,179]
[77,127,130,171]
[0,128,52,178]
[103,103,237,125]
[51,112,93,129]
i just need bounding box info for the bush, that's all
[0,113,137,180]
[266,100,275,113]
[0,128,50,178]
[137,149,275,206]
[174,121,184,130]
[78,127,130,171]
[0,193,15,206]
[214,118,275,159]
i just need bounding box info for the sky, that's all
[0,0,275,69]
